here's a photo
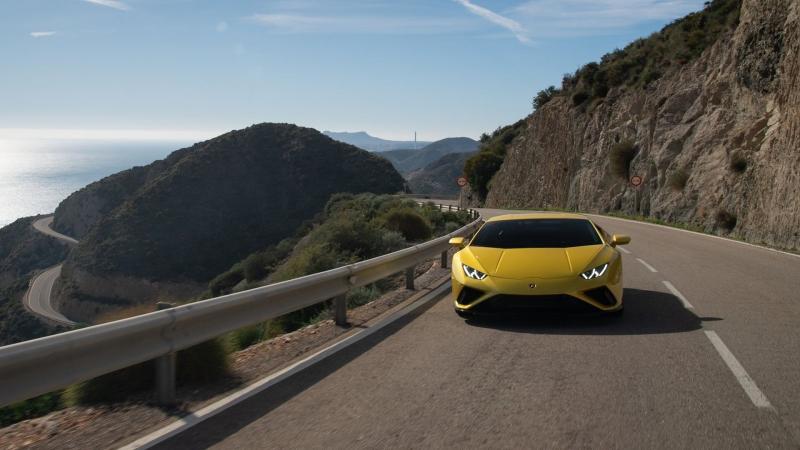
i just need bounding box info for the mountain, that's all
[407,152,476,196]
[380,137,479,175]
[53,123,405,320]
[467,0,800,251]
[323,131,431,152]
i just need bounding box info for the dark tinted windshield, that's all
[470,219,602,249]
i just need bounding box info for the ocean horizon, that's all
[0,137,197,228]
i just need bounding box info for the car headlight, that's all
[580,263,608,280]
[462,264,487,280]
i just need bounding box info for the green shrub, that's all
[464,151,504,200]
[730,152,748,173]
[242,253,268,282]
[444,221,461,234]
[572,91,590,106]
[64,338,229,405]
[668,169,690,191]
[609,140,638,178]
[532,86,558,110]
[346,285,382,308]
[379,208,433,241]
[209,267,244,296]
[0,392,62,427]
[715,209,737,230]
[463,120,526,201]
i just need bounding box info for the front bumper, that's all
[452,271,623,313]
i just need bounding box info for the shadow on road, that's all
[464,288,715,335]
[150,293,441,449]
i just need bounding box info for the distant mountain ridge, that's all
[380,137,479,175]
[323,131,431,152]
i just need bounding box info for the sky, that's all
[1,0,707,141]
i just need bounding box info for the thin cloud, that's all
[216,21,229,32]
[453,0,530,44]
[30,31,57,38]
[83,0,131,11]
[248,13,470,35]
[513,0,704,37]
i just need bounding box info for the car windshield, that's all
[470,219,602,249]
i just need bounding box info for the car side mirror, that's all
[449,237,466,248]
[611,234,631,246]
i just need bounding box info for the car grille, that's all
[471,294,599,313]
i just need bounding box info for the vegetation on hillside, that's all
[463,120,526,201]
[536,0,741,109]
[215,193,471,347]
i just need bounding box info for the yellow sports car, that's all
[449,213,630,317]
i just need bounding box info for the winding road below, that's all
[24,216,77,326]
[144,204,800,449]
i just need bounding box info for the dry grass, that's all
[94,303,157,324]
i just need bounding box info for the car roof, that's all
[484,212,592,222]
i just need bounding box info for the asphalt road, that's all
[24,216,77,325]
[154,206,800,449]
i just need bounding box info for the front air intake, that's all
[457,287,484,306]
[583,286,617,306]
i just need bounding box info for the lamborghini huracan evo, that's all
[449,213,630,317]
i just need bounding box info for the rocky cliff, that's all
[483,0,799,251]
[55,123,405,318]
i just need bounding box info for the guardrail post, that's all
[333,295,347,326]
[441,250,448,269]
[155,302,176,405]
[405,266,415,290]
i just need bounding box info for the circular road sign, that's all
[457,176,468,187]
[630,175,643,187]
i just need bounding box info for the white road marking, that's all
[662,280,693,309]
[618,247,631,254]
[636,258,658,273]
[588,213,800,260]
[704,331,773,409]
[118,279,453,450]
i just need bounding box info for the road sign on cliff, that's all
[630,175,643,187]
[457,176,468,188]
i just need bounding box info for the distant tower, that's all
[414,132,417,149]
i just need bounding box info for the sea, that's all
[0,137,197,228]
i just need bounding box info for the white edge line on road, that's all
[119,281,453,450]
[662,280,693,309]
[588,214,800,260]
[636,258,658,273]
[618,247,631,254]
[704,331,773,409]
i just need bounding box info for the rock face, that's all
[485,0,800,251]
[55,123,405,312]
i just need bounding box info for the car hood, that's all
[465,245,605,279]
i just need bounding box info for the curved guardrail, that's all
[0,203,481,407]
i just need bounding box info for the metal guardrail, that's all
[0,203,481,407]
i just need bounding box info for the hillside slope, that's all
[56,124,405,318]
[482,0,799,251]
[0,217,68,345]
[407,152,475,196]
[381,137,478,175]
